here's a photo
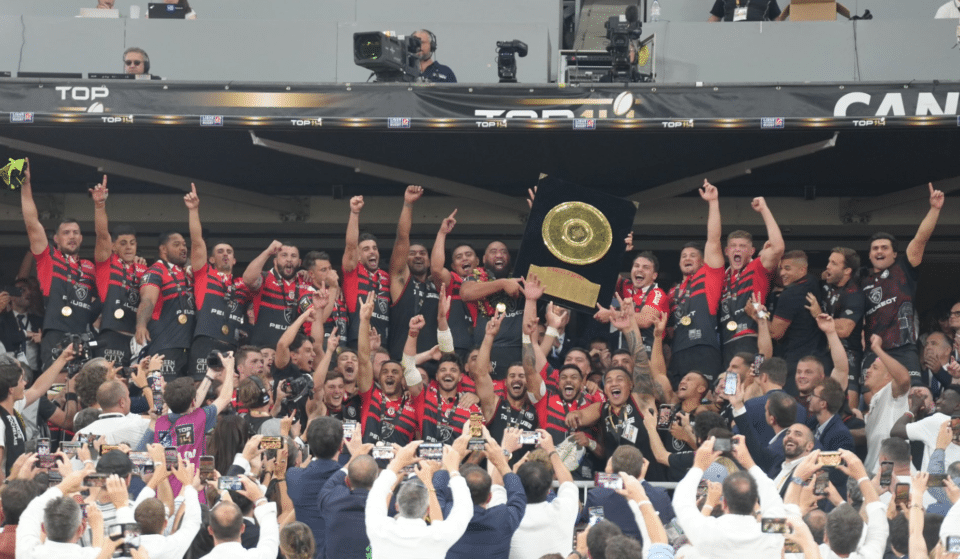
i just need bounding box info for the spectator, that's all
[134,461,203,559]
[411,30,456,83]
[278,523,314,559]
[0,278,42,372]
[76,380,150,446]
[891,384,960,471]
[318,449,377,559]
[123,48,151,76]
[793,313,850,413]
[285,417,344,558]
[919,332,955,399]
[365,441,471,559]
[875,438,935,509]
[201,476,278,559]
[585,520,623,559]
[809,378,855,454]
[862,335,911,473]
[0,480,38,559]
[730,387,799,474]
[769,250,824,392]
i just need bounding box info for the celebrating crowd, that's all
[0,158,956,559]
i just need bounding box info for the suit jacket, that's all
[286,458,342,559]
[0,311,41,370]
[739,390,808,443]
[815,415,854,453]
[734,408,786,476]
[434,470,527,559]
[319,469,371,559]
[240,518,259,550]
[577,484,675,542]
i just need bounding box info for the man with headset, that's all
[412,29,457,83]
[123,47,161,79]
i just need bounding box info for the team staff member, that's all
[242,240,306,349]
[718,197,784,365]
[136,231,195,379]
[668,180,725,387]
[388,185,440,359]
[412,29,457,83]
[184,184,253,379]
[90,175,146,366]
[860,183,945,379]
[342,195,390,347]
[431,210,480,358]
[20,159,99,369]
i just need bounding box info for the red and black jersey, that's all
[861,255,919,350]
[719,258,774,346]
[538,364,605,445]
[193,264,253,344]
[249,269,310,349]
[360,387,420,445]
[668,264,724,353]
[388,276,440,359]
[416,381,481,445]
[448,272,477,351]
[343,265,390,347]
[324,290,349,348]
[142,260,194,350]
[96,254,146,335]
[616,278,669,353]
[35,247,98,334]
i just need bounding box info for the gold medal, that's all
[222,325,230,335]
[178,314,188,325]
[726,320,737,331]
[114,308,125,320]
[496,303,506,314]
[679,315,691,326]
[61,306,72,317]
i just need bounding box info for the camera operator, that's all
[412,29,457,83]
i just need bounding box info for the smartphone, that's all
[696,479,709,502]
[818,451,842,467]
[894,483,910,507]
[101,444,122,455]
[657,404,674,430]
[664,519,690,551]
[199,455,215,482]
[163,447,178,470]
[149,372,164,414]
[128,452,154,477]
[259,437,283,450]
[587,506,604,527]
[518,431,540,445]
[218,476,243,491]
[468,413,485,450]
[372,443,394,461]
[77,433,90,446]
[342,420,358,442]
[879,461,894,487]
[418,443,442,461]
[108,522,141,558]
[37,437,55,469]
[752,354,764,376]
[927,473,949,488]
[61,441,81,458]
[952,416,960,445]
[946,536,960,553]
[813,471,829,496]
[723,372,738,395]
[760,518,791,534]
[595,473,623,490]
[714,437,732,452]
[83,473,109,487]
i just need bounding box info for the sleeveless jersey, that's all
[193,264,253,344]
[719,258,773,345]
[467,270,523,380]
[0,406,26,475]
[360,387,420,445]
[616,278,669,353]
[861,255,919,349]
[35,247,98,334]
[668,264,724,353]
[96,254,147,334]
[600,394,664,480]
[343,265,390,346]
[143,260,195,350]
[250,269,310,348]
[416,381,481,445]
[448,272,477,351]
[388,276,440,359]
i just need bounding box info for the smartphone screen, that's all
[657,404,674,430]
[714,438,732,452]
[879,461,893,487]
[723,372,738,395]
[952,417,960,445]
[37,438,55,468]
[894,483,910,507]
[813,471,829,495]
[199,455,215,482]
[164,447,178,470]
[752,354,764,376]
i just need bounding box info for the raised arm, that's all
[430,209,456,290]
[906,183,944,267]
[402,315,426,398]
[389,186,423,300]
[312,326,339,390]
[23,345,75,407]
[184,184,207,273]
[90,175,113,263]
[610,296,652,383]
[275,308,315,370]
[649,311,676,403]
[752,197,785,272]
[342,196,364,274]
[870,334,910,398]
[243,240,283,289]
[19,160,48,255]
[816,313,849,391]
[745,293,773,358]
[700,180,724,269]
[476,314,503,418]
[357,292,376,393]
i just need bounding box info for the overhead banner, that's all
[1,80,959,130]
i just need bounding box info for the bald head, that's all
[347,455,378,490]
[209,501,244,542]
[96,380,129,413]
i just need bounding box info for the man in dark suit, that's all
[319,453,377,559]
[577,446,674,542]
[810,378,854,454]
[732,388,798,475]
[433,435,526,559]
[0,280,42,371]
[285,417,345,559]
[739,357,806,443]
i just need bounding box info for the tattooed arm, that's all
[610,295,651,382]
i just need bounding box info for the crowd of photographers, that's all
[0,159,957,559]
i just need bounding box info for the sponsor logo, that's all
[55,86,109,101]
[761,117,784,129]
[387,117,411,128]
[101,115,133,124]
[573,118,596,130]
[834,91,960,116]
[662,119,694,128]
[200,115,223,126]
[9,112,33,123]
[290,118,322,127]
[475,119,508,128]
[853,117,885,127]
[475,109,576,119]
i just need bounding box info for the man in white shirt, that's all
[78,380,150,446]
[135,461,203,559]
[200,476,278,559]
[772,423,815,492]
[935,0,960,18]
[509,429,579,559]
[365,441,472,559]
[891,384,960,471]
[862,334,911,473]
[672,435,788,558]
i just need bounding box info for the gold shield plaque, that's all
[541,202,612,265]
